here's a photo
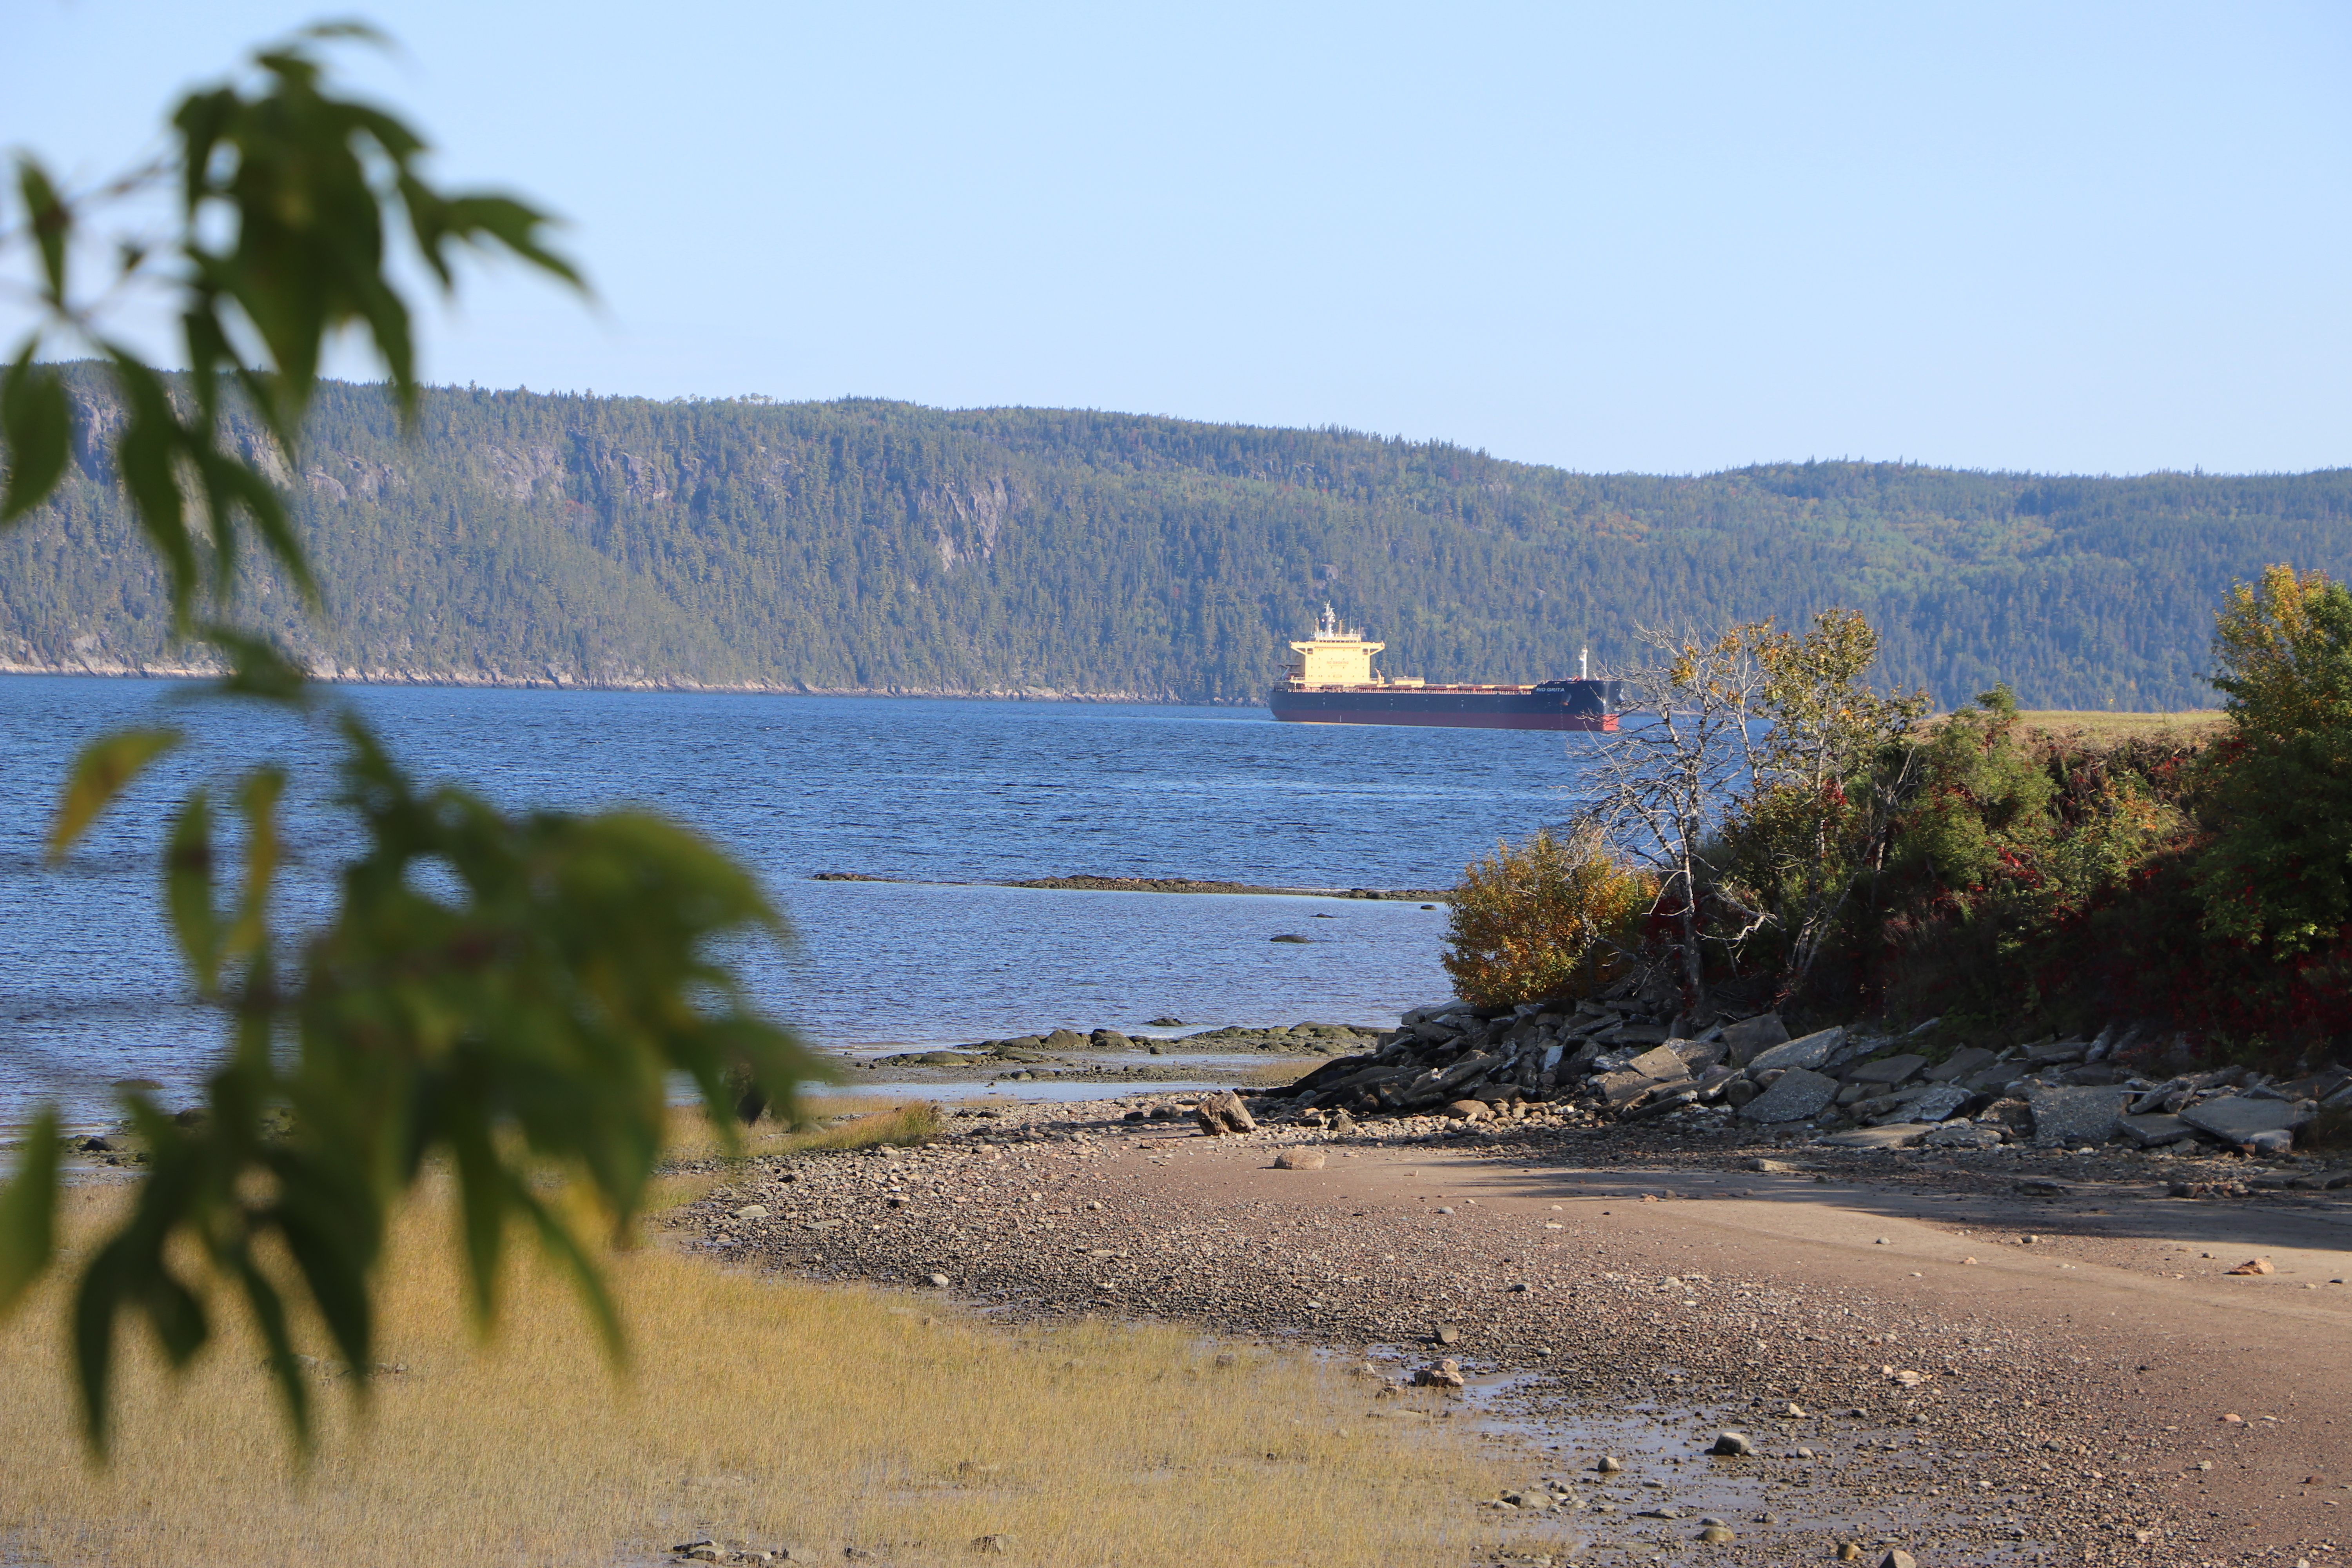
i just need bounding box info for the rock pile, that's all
[1276,992,2352,1155]
[876,1020,1384,1069]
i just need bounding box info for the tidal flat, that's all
[673,1090,2352,1568]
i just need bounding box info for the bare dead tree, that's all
[1573,624,1773,1014]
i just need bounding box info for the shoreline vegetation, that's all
[1424,587,2352,1069]
[0,659,2240,730]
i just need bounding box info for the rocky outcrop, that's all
[1276,986,2352,1155]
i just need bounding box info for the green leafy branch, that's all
[0,25,820,1457]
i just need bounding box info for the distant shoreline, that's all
[0,662,1245,704]
[811,871,1450,901]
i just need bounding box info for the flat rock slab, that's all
[2028,1085,2133,1146]
[1897,1083,1973,1123]
[1624,1044,1689,1080]
[2118,1112,2197,1148]
[1924,1046,1999,1082]
[1739,1066,1839,1123]
[2180,1095,2308,1144]
[1747,1027,1846,1076]
[1670,1037,1728,1073]
[1596,1071,1654,1107]
[1847,1053,1928,1086]
[1720,1013,1790,1064]
[1818,1122,1931,1150]
[1923,1122,2004,1149]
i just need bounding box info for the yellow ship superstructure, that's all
[1283,604,1421,688]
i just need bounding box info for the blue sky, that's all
[5,1,2348,475]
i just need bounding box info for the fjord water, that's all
[0,677,1606,1123]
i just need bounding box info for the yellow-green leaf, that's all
[48,728,183,862]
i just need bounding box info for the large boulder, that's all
[1193,1091,1258,1136]
[1739,1066,1839,1123]
[1720,1014,1791,1065]
[1747,1028,1846,1076]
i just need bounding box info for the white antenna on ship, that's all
[1580,646,1589,681]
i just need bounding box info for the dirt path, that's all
[680,1103,2352,1566]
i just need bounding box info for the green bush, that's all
[2194,565,2352,956]
[1440,830,1653,1006]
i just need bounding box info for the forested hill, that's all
[6,367,2349,708]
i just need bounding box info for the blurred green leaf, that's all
[225,767,285,971]
[200,626,310,703]
[48,728,183,862]
[100,352,199,619]
[0,349,71,523]
[0,1107,60,1318]
[165,791,221,993]
[13,157,69,301]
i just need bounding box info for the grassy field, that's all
[2011,709,2227,746]
[0,1159,1519,1567]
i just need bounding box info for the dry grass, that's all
[647,1100,951,1212]
[0,1185,1519,1567]
[2012,709,2226,747]
[662,1098,947,1164]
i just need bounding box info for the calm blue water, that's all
[0,677,1609,1122]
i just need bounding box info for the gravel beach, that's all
[675,1092,2352,1567]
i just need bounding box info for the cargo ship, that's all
[1267,606,1623,731]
